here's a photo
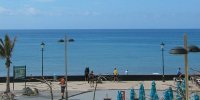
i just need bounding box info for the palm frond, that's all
[0,46,6,58]
[0,38,5,47]
[0,34,16,58]
[4,34,12,58]
[0,38,6,58]
[10,36,17,53]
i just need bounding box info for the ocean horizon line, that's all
[0,28,200,30]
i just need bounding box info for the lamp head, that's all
[41,42,45,49]
[68,39,75,42]
[58,38,75,43]
[170,46,187,54]
[160,42,165,49]
[188,45,200,52]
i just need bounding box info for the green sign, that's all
[14,66,26,79]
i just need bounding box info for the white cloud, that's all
[0,6,41,16]
[0,6,13,15]
[24,7,39,15]
[82,11,100,16]
[0,6,7,13]
[34,0,54,2]
[47,12,63,16]
[0,6,100,17]
[45,10,101,17]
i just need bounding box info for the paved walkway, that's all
[0,81,199,100]
[13,90,85,100]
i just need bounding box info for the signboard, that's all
[13,66,26,79]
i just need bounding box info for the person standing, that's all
[85,67,90,83]
[59,77,66,99]
[125,69,128,75]
[113,68,118,81]
[177,67,182,79]
[89,71,95,87]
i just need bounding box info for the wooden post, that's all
[184,34,189,100]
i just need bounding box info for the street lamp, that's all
[160,42,165,82]
[41,42,45,77]
[59,35,74,100]
[170,34,200,100]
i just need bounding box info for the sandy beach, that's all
[0,80,200,100]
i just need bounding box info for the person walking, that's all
[89,71,95,87]
[113,68,119,82]
[59,77,66,99]
[84,67,90,83]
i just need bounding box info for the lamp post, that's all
[41,42,45,77]
[160,42,165,82]
[59,35,74,100]
[170,34,200,100]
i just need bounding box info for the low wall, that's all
[0,75,179,83]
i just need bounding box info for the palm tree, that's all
[0,34,16,92]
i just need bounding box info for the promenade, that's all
[0,81,199,100]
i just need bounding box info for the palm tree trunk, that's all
[5,58,11,92]
[6,66,10,92]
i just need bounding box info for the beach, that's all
[0,80,199,100]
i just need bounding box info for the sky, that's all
[0,0,200,29]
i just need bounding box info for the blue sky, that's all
[0,0,200,29]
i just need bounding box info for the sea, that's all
[0,29,200,76]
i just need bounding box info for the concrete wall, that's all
[0,75,179,83]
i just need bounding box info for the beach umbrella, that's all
[150,80,157,100]
[168,87,174,100]
[176,96,183,100]
[139,83,145,100]
[181,78,186,94]
[163,88,174,100]
[164,89,170,100]
[130,88,135,100]
[117,91,122,100]
[152,93,159,100]
[176,82,183,100]
[194,94,199,100]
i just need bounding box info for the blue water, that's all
[0,29,200,76]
